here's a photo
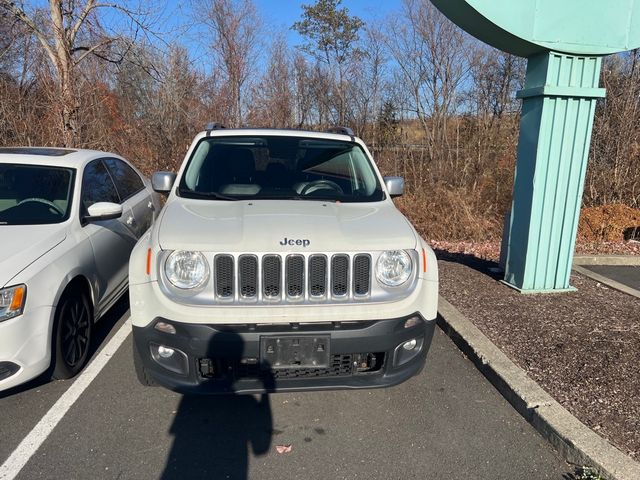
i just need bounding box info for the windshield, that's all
[178,136,385,202]
[0,164,75,225]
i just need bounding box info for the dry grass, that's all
[395,190,503,241]
[578,204,640,242]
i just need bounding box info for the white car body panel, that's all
[0,148,159,392]
[157,199,417,253]
[0,225,67,287]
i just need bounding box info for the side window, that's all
[103,158,144,201]
[81,160,120,212]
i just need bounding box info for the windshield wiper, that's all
[179,190,239,201]
[256,195,340,202]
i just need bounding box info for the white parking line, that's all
[0,318,132,480]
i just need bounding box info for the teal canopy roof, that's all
[431,0,640,57]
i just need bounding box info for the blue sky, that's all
[160,0,403,69]
[253,0,401,37]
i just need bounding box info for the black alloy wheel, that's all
[52,290,93,380]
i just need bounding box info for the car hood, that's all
[158,199,417,253]
[0,225,67,287]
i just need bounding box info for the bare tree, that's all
[250,36,293,128]
[113,42,210,171]
[292,53,313,127]
[0,0,155,147]
[385,0,470,162]
[348,24,387,142]
[467,48,524,122]
[588,50,640,207]
[196,0,260,128]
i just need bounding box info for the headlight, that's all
[0,284,26,322]
[165,251,209,289]
[376,250,413,287]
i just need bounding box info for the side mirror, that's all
[152,171,177,194]
[85,202,123,222]
[384,176,405,198]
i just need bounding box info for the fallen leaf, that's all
[275,444,292,454]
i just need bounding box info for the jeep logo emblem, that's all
[279,237,310,247]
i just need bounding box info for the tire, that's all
[51,288,93,380]
[133,339,156,387]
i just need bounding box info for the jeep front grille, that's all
[286,255,305,297]
[331,254,349,296]
[309,255,327,297]
[212,253,372,302]
[353,255,371,295]
[262,255,281,298]
[215,255,234,298]
[239,255,258,298]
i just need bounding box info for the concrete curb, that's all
[573,255,640,266]
[572,265,640,300]
[437,295,640,480]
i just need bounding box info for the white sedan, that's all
[0,147,160,392]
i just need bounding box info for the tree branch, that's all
[69,0,96,45]
[0,0,58,67]
[72,37,114,65]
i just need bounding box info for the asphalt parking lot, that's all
[0,298,571,480]
[583,265,640,291]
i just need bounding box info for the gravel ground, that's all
[428,240,640,263]
[437,252,640,460]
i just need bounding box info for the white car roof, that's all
[197,128,362,143]
[0,147,122,168]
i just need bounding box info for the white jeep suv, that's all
[129,127,438,394]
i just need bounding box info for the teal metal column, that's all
[430,0,640,293]
[502,51,606,292]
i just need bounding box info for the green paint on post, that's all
[503,52,604,292]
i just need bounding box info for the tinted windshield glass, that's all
[178,136,385,202]
[0,164,74,225]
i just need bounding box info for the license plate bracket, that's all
[260,336,330,369]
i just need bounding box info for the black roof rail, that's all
[205,122,226,135]
[326,126,355,137]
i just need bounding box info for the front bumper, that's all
[133,313,435,394]
[0,306,54,392]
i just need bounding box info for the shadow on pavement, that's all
[89,293,130,360]
[433,248,503,280]
[0,292,130,399]
[161,332,274,480]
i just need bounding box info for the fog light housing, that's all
[394,336,424,366]
[403,339,418,350]
[0,361,20,381]
[158,346,175,358]
[150,343,188,375]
